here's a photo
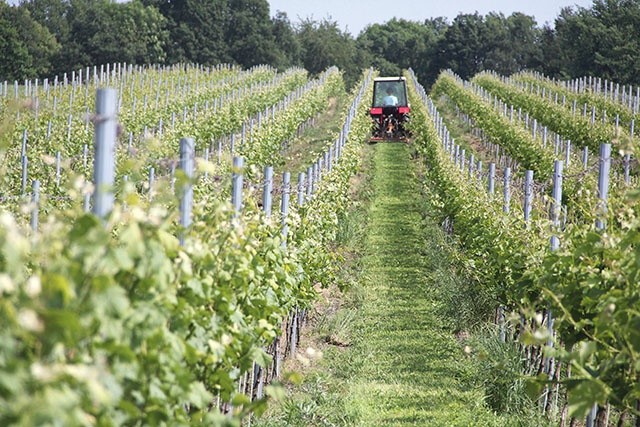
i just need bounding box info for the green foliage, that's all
[472,72,624,154]
[59,0,170,67]
[288,71,373,291]
[0,2,60,81]
[225,0,282,68]
[0,65,307,206]
[409,69,547,312]
[142,0,229,65]
[28,0,170,76]
[432,70,622,221]
[512,71,639,140]
[431,71,555,180]
[296,18,365,87]
[555,0,640,84]
[356,19,440,80]
[429,12,543,83]
[0,199,298,425]
[467,326,537,416]
[527,200,640,417]
[413,68,640,420]
[0,64,370,425]
[240,68,344,167]
[271,12,301,70]
[6,0,640,93]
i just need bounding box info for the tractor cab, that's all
[370,77,410,141]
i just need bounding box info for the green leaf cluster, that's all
[240,68,344,167]
[528,202,640,417]
[0,66,371,425]
[432,71,555,179]
[414,68,640,418]
[473,72,622,154]
[408,70,547,309]
[513,72,638,141]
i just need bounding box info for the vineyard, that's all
[0,61,639,427]
[412,69,640,426]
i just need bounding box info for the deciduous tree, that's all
[0,2,59,80]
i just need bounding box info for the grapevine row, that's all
[411,69,640,423]
[430,71,605,221]
[0,68,311,213]
[0,67,373,425]
[473,72,635,155]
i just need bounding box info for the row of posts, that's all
[514,71,640,115]
[452,79,635,186]
[13,69,319,206]
[227,70,370,400]
[12,65,291,153]
[410,68,614,426]
[34,71,368,404]
[485,71,639,131]
[1,62,241,100]
[15,69,316,203]
[85,84,358,229]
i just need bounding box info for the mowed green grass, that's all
[257,142,526,426]
[339,142,508,426]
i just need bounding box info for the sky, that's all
[267,0,595,35]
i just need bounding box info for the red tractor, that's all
[369,76,410,141]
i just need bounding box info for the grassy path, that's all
[282,94,348,174]
[258,142,525,426]
[342,142,506,426]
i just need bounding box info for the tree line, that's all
[1,0,639,88]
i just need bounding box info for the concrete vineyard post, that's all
[92,88,118,220]
[524,170,534,224]
[585,144,612,427]
[21,156,28,195]
[232,157,244,217]
[595,143,612,231]
[30,180,40,232]
[328,146,333,171]
[306,166,313,199]
[312,162,318,194]
[488,163,496,195]
[281,172,291,245]
[262,166,274,218]
[179,137,195,246]
[539,160,564,413]
[297,173,305,207]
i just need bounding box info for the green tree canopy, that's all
[432,13,487,80]
[297,18,363,85]
[4,0,640,87]
[555,0,640,83]
[20,0,168,75]
[142,0,231,64]
[271,11,300,69]
[357,19,439,80]
[0,2,59,80]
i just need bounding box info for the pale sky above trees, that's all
[268,0,595,35]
